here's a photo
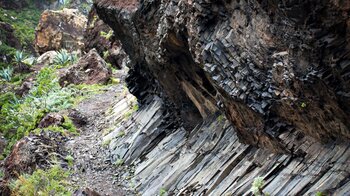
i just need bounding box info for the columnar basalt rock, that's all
[95,0,350,152]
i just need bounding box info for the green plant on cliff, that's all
[10,165,73,196]
[251,177,269,196]
[100,30,113,40]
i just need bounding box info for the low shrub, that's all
[10,165,73,196]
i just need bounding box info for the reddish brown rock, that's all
[59,49,111,86]
[38,113,64,128]
[34,9,87,54]
[3,132,67,179]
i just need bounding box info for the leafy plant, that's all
[100,30,113,40]
[53,49,78,68]
[60,0,71,9]
[0,68,77,155]
[53,49,70,67]
[13,50,30,71]
[315,191,324,196]
[114,159,124,166]
[0,7,41,51]
[159,188,167,196]
[0,66,13,81]
[13,51,25,64]
[65,155,74,167]
[250,177,269,196]
[22,56,37,67]
[10,165,73,196]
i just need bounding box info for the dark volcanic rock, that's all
[59,49,111,86]
[95,0,350,152]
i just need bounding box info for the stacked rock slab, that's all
[95,0,350,153]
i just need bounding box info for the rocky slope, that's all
[92,0,350,195]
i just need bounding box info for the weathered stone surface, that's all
[84,6,128,69]
[15,80,34,97]
[94,0,350,194]
[3,132,67,179]
[95,0,350,151]
[68,109,88,128]
[102,96,350,195]
[38,113,64,128]
[34,9,87,54]
[59,49,111,86]
[36,50,58,66]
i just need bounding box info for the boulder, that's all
[36,50,58,66]
[38,113,64,128]
[15,80,34,97]
[59,49,111,86]
[34,9,87,54]
[4,132,67,179]
[84,6,127,69]
[68,109,88,128]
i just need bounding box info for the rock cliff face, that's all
[94,0,350,195]
[95,0,349,151]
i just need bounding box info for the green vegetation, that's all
[103,50,110,59]
[100,30,113,40]
[0,7,41,51]
[65,155,74,167]
[10,165,73,196]
[315,191,324,196]
[13,51,25,64]
[114,159,124,166]
[0,67,77,155]
[216,114,224,123]
[159,188,167,196]
[250,177,269,196]
[53,49,78,68]
[0,66,14,81]
[301,102,307,108]
[60,0,71,9]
